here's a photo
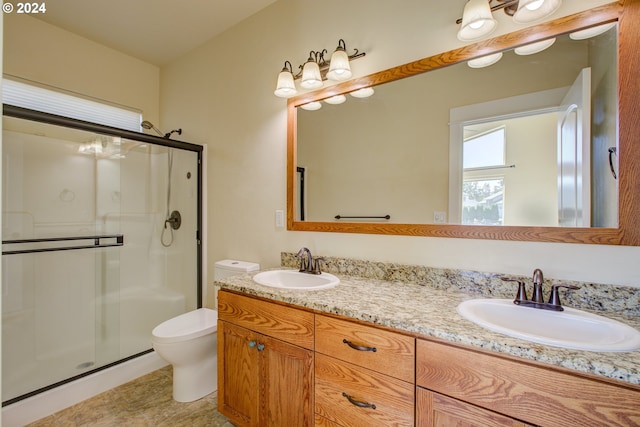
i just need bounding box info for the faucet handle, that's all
[548,284,580,308]
[501,277,528,302]
[311,257,325,275]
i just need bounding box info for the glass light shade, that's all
[513,0,562,23]
[514,38,556,55]
[324,95,347,105]
[569,22,616,40]
[457,0,497,42]
[300,61,323,89]
[300,101,322,111]
[349,87,375,98]
[274,70,297,98]
[468,52,503,68]
[327,49,352,81]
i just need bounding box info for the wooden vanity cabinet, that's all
[314,315,415,427]
[218,290,640,427]
[416,339,640,427]
[217,291,315,427]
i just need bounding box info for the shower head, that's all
[141,121,183,139]
[140,120,164,137]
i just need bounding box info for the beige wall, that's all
[160,0,640,287]
[3,14,160,125]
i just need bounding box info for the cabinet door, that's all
[417,388,532,427]
[259,334,314,427]
[218,320,259,427]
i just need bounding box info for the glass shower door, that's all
[2,116,123,402]
[2,109,202,405]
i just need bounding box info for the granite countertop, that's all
[215,269,640,386]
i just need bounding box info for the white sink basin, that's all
[253,270,340,290]
[457,298,640,352]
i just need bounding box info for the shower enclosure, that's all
[1,106,202,405]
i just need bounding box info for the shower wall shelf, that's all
[2,234,124,255]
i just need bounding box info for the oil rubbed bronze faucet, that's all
[295,247,324,275]
[502,269,579,311]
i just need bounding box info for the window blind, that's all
[2,78,141,132]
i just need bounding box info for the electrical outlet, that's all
[434,211,446,224]
[275,210,285,228]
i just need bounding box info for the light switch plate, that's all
[434,211,446,224]
[275,210,285,228]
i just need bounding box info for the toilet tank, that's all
[214,259,260,280]
[211,260,259,309]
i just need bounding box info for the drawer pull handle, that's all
[343,339,377,352]
[342,392,376,410]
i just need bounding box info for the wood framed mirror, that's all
[287,1,640,245]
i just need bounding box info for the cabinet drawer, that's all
[315,315,415,382]
[315,353,414,427]
[417,339,640,427]
[218,291,314,350]
[417,388,533,427]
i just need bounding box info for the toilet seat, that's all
[151,308,218,344]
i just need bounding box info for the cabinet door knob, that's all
[257,343,265,352]
[343,339,377,352]
[248,340,256,348]
[342,392,376,410]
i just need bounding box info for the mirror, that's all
[288,2,640,245]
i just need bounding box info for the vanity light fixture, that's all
[513,0,561,23]
[456,0,562,42]
[457,0,497,41]
[274,61,297,97]
[326,39,353,81]
[514,37,556,55]
[300,51,324,89]
[274,39,365,98]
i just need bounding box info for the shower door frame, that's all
[2,104,204,404]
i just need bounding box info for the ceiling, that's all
[34,0,278,66]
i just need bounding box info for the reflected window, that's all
[463,126,505,170]
[462,178,504,225]
[462,126,506,225]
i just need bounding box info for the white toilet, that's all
[151,259,259,402]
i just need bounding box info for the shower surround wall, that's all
[1,114,201,408]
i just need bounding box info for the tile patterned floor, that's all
[25,367,235,427]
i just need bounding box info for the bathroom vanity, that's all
[216,260,640,427]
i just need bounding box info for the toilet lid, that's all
[151,308,217,344]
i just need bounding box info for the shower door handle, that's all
[2,234,124,255]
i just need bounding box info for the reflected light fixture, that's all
[274,39,365,98]
[324,94,347,105]
[468,52,503,68]
[349,87,375,98]
[569,22,616,40]
[456,0,562,41]
[300,101,322,111]
[514,37,556,55]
